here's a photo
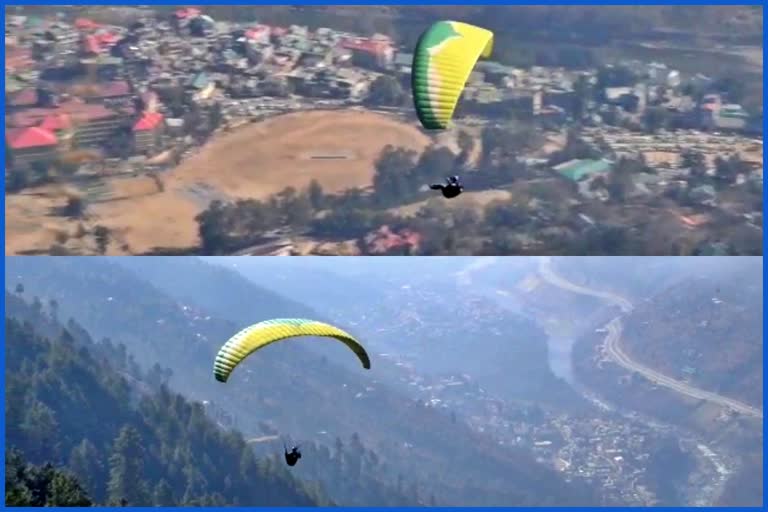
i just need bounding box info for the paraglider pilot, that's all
[430,175,464,199]
[284,444,302,467]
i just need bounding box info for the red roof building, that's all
[133,112,165,154]
[271,26,289,38]
[175,7,201,19]
[38,113,72,133]
[8,98,130,152]
[75,18,101,31]
[365,226,422,254]
[245,25,271,44]
[7,127,58,150]
[95,31,119,47]
[133,112,164,132]
[94,80,132,99]
[340,37,394,70]
[82,34,101,55]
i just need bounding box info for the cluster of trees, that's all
[193,122,544,254]
[6,449,93,506]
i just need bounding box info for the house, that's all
[340,37,394,70]
[38,113,74,150]
[34,101,130,148]
[393,52,413,75]
[6,127,59,169]
[544,88,578,114]
[186,72,216,101]
[7,88,40,110]
[364,226,421,254]
[75,18,101,31]
[245,25,271,44]
[554,158,613,182]
[133,112,165,154]
[713,104,749,132]
[80,81,133,104]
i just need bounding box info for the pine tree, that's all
[107,426,150,506]
[68,439,103,501]
[48,471,92,506]
[153,479,175,506]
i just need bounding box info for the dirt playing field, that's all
[5,110,432,255]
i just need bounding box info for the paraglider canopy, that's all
[213,318,371,383]
[412,21,494,130]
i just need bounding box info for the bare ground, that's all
[5,110,431,255]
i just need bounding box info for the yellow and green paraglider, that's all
[412,21,494,130]
[213,318,370,383]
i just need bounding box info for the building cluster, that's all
[8,7,761,169]
[5,7,400,173]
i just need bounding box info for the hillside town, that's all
[5,7,763,256]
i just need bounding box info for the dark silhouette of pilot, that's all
[429,176,464,199]
[284,445,302,466]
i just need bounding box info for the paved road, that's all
[538,257,634,313]
[538,257,763,420]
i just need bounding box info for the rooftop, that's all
[554,159,613,181]
[133,111,165,132]
[7,126,58,149]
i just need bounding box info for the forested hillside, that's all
[6,449,93,506]
[622,258,762,407]
[5,297,327,506]
[6,258,597,506]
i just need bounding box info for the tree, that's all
[680,150,707,178]
[93,226,111,255]
[15,283,24,295]
[642,107,669,134]
[153,479,175,506]
[307,179,325,210]
[6,168,29,192]
[196,200,230,254]
[107,426,150,506]
[48,471,93,506]
[30,161,51,183]
[484,202,528,230]
[714,155,748,187]
[366,75,405,107]
[572,74,593,120]
[547,129,598,166]
[69,439,103,500]
[21,400,59,462]
[372,146,418,205]
[48,298,59,321]
[277,187,314,227]
[5,449,92,507]
[413,146,456,183]
[209,102,224,131]
[63,195,85,218]
[457,131,475,166]
[596,64,637,89]
[481,126,522,168]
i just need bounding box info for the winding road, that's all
[538,257,763,420]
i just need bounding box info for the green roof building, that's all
[553,159,613,181]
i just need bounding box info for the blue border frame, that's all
[1,1,766,510]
